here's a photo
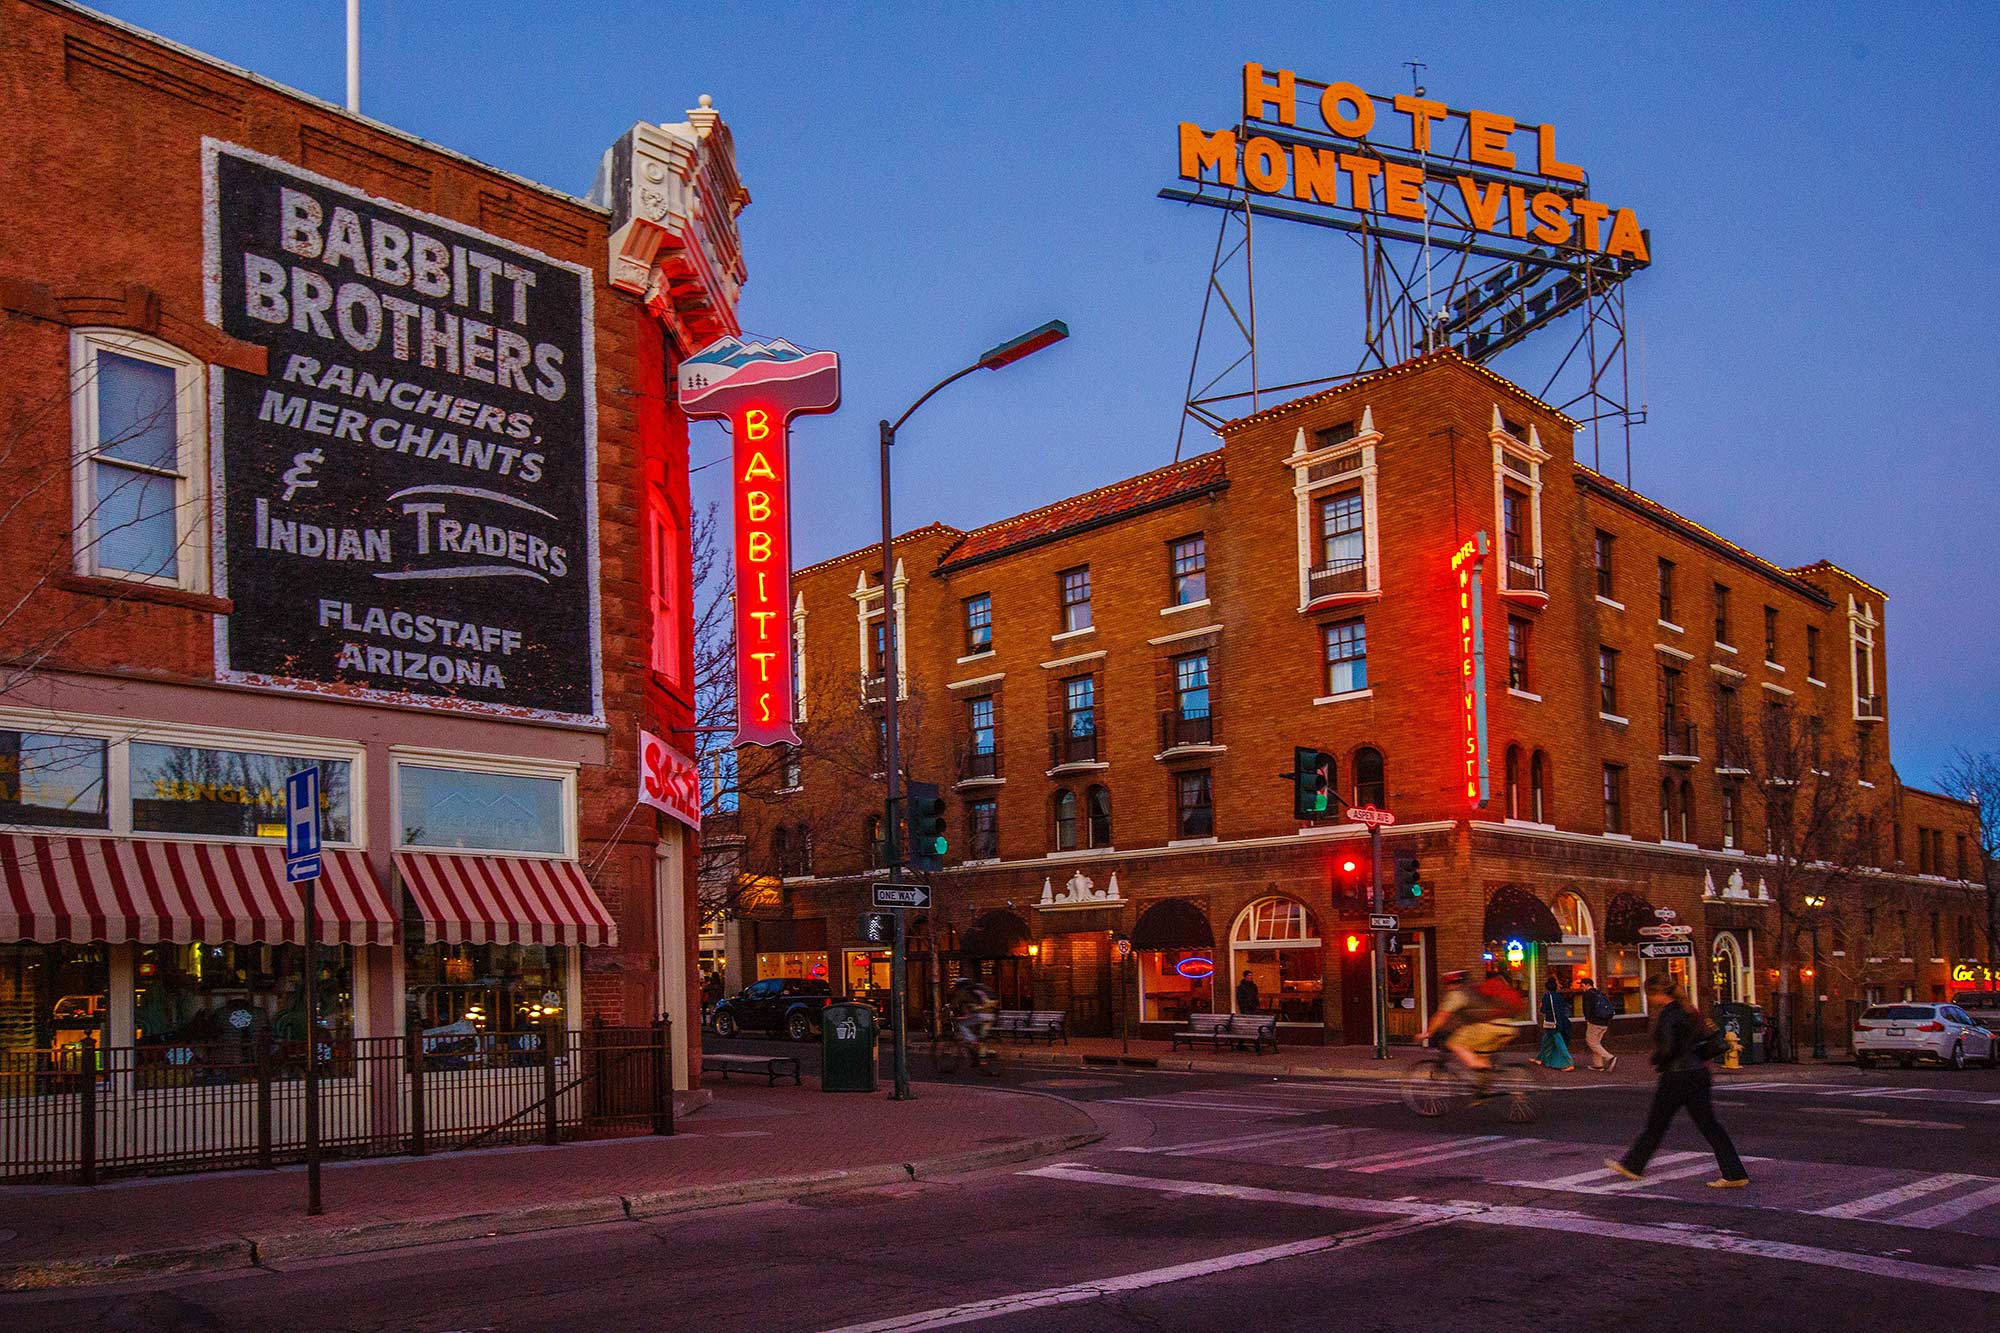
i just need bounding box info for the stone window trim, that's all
[1490,406,1549,604]
[1287,409,1382,612]
[852,562,908,701]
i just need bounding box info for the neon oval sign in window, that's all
[1176,956,1216,980]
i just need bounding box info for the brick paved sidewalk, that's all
[0,1081,1098,1289]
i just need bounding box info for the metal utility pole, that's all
[1370,824,1388,1060]
[875,320,1068,1103]
[345,0,360,113]
[303,873,321,1214]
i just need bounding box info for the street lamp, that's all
[877,319,1069,1101]
[1803,891,1827,1059]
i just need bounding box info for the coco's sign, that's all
[677,336,840,747]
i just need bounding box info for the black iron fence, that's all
[1050,728,1098,767]
[0,1020,673,1184]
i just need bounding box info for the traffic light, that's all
[1393,854,1423,906]
[1334,850,1371,913]
[1290,747,1333,821]
[905,780,947,872]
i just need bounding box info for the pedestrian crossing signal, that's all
[1290,746,1333,821]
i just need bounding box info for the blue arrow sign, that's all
[286,766,322,883]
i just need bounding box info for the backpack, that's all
[1587,990,1616,1024]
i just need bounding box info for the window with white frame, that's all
[133,741,354,842]
[1169,535,1207,606]
[70,330,207,588]
[1849,597,1879,718]
[1490,413,1545,596]
[1059,566,1093,632]
[1322,619,1367,695]
[0,729,108,829]
[397,761,570,855]
[1290,418,1379,609]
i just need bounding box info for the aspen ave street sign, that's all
[1638,924,1695,937]
[1640,942,1694,959]
[1347,806,1396,827]
[871,884,931,910]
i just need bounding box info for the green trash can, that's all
[821,1001,878,1092]
[1715,1002,1764,1065]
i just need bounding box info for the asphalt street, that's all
[8,1052,2000,1331]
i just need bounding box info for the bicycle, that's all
[1400,1042,1542,1123]
[930,1022,1000,1076]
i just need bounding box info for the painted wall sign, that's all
[203,141,601,723]
[1177,65,1649,263]
[637,728,701,831]
[1453,531,1491,806]
[677,335,840,747]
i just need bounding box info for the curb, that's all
[0,1128,1102,1292]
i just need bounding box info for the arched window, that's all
[1550,890,1598,996]
[1229,896,1324,1025]
[1679,780,1695,844]
[1053,789,1078,851]
[1086,785,1112,848]
[1712,932,1747,1004]
[1504,745,1523,820]
[1530,750,1549,823]
[1353,747,1385,808]
[862,814,882,870]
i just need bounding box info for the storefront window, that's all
[399,765,566,855]
[1546,891,1597,995]
[843,949,890,1007]
[0,943,108,1056]
[1139,949,1213,1024]
[405,941,568,1042]
[131,742,351,841]
[0,731,108,829]
[1231,897,1324,1025]
[1604,943,1643,1014]
[1645,953,1695,1008]
[136,942,354,1050]
[755,950,828,983]
[1485,936,1537,1003]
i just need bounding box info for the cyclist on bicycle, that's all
[949,977,999,1068]
[1421,968,1526,1096]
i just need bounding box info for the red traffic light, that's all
[1341,858,1359,874]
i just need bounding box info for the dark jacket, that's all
[1649,999,1711,1073]
[1235,979,1260,1013]
[1540,990,1573,1039]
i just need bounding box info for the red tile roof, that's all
[937,451,1227,569]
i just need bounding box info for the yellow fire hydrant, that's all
[1722,1030,1742,1069]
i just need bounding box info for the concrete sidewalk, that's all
[0,1081,1100,1291]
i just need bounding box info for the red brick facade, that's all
[743,351,1985,1046]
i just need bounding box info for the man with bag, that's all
[1606,973,1750,1188]
[1580,979,1618,1071]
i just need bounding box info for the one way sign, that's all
[872,884,932,910]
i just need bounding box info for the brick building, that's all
[740,350,1986,1047]
[0,0,743,1092]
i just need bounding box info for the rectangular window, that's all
[1713,583,1731,645]
[869,620,888,677]
[1063,676,1095,737]
[968,798,998,860]
[1316,490,1365,576]
[1594,530,1615,599]
[1957,833,1969,881]
[132,743,353,842]
[404,942,565,1039]
[0,731,108,830]
[1506,616,1530,691]
[1598,646,1620,714]
[398,764,566,855]
[1764,606,1780,663]
[1502,489,1528,567]
[648,494,683,687]
[968,695,996,756]
[964,593,993,655]
[781,745,802,791]
[1174,652,1210,718]
[1721,784,1738,848]
[1324,619,1368,695]
[1657,558,1676,624]
[1807,625,1821,677]
[72,334,205,587]
[1314,420,1357,450]
[1170,535,1207,605]
[1661,666,1684,749]
[1176,769,1214,838]
[1603,763,1626,834]
[1059,566,1092,633]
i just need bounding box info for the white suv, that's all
[1852,1003,1997,1070]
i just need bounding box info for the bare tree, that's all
[1936,747,2000,964]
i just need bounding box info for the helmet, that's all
[1440,969,1471,985]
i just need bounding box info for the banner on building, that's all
[203,141,602,723]
[676,334,840,748]
[638,728,701,831]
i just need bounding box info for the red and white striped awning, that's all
[395,851,617,948]
[0,834,395,946]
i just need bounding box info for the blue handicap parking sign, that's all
[286,767,321,883]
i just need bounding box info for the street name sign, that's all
[872,884,932,910]
[1369,914,1399,931]
[1346,806,1396,827]
[1639,942,1693,959]
[285,767,321,883]
[1638,924,1694,937]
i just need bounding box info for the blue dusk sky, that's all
[89,1,1999,787]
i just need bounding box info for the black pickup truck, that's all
[710,977,843,1041]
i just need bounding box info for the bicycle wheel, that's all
[1401,1055,1468,1117]
[932,1035,963,1076]
[1488,1059,1542,1124]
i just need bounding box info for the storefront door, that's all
[1379,934,1428,1041]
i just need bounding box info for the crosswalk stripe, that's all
[1351,1138,1524,1174]
[1103,1097,1311,1116]
[1883,1181,2000,1230]
[1532,1150,1705,1190]
[1306,1135,1504,1171]
[1812,1173,1978,1219]
[1116,1126,1324,1157]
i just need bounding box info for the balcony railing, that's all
[860,671,886,702]
[1159,708,1215,751]
[1307,558,1367,602]
[1661,718,1699,760]
[1050,728,1099,767]
[1856,693,1884,720]
[1503,555,1546,593]
[956,745,1000,782]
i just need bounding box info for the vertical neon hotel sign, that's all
[678,336,841,747]
[1453,532,1491,806]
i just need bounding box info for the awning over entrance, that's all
[1130,897,1214,951]
[396,851,617,948]
[1483,885,1563,943]
[959,909,1031,959]
[1605,891,1663,944]
[0,834,394,946]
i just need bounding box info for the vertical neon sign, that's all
[1453,530,1491,806]
[678,336,841,747]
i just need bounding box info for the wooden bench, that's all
[1171,1012,1278,1054]
[992,1009,1069,1045]
[701,1052,802,1086]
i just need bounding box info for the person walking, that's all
[1581,979,1618,1071]
[1607,973,1749,1188]
[1235,970,1260,1015]
[1536,977,1575,1070]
